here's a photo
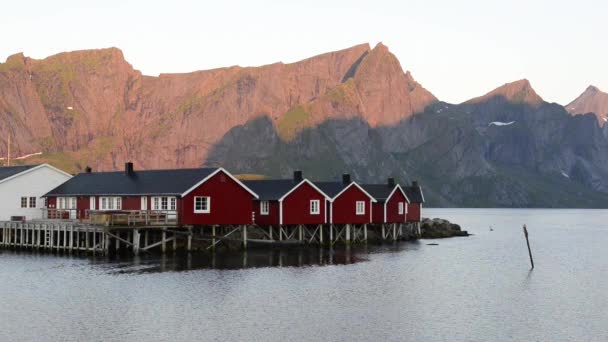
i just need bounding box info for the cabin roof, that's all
[405,185,424,203]
[316,181,376,202]
[44,168,220,196]
[0,165,39,182]
[243,179,300,201]
[360,184,395,202]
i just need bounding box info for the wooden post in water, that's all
[523,224,534,269]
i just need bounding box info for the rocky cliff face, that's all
[2,45,608,207]
[566,85,608,126]
[0,43,435,172]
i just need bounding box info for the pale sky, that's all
[1,0,606,105]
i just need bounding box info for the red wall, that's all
[182,170,255,225]
[331,185,372,224]
[371,202,384,224]
[386,190,407,223]
[282,182,326,225]
[406,203,421,222]
[252,200,280,225]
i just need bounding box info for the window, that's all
[260,201,269,215]
[398,202,404,215]
[57,197,77,209]
[99,197,122,210]
[20,197,27,208]
[43,197,48,208]
[310,200,320,215]
[194,196,210,213]
[140,196,147,210]
[29,197,37,208]
[356,201,365,215]
[152,196,177,211]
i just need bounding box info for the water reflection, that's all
[84,242,422,274]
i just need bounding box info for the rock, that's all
[420,217,469,239]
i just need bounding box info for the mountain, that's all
[2,44,608,207]
[566,85,608,126]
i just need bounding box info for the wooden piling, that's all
[523,225,534,269]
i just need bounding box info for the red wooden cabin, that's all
[43,163,258,226]
[405,181,424,222]
[362,178,410,224]
[316,174,377,225]
[245,171,330,226]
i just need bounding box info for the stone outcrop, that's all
[420,218,469,239]
[566,85,608,126]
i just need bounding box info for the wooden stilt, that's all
[172,231,177,252]
[133,229,140,256]
[523,225,534,269]
[161,229,166,253]
[243,225,248,248]
[187,227,192,252]
[211,225,216,249]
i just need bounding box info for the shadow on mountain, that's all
[205,95,608,208]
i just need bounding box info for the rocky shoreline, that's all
[420,218,469,239]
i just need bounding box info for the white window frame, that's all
[194,196,210,214]
[57,197,77,209]
[99,197,122,211]
[398,202,404,215]
[141,196,147,210]
[260,201,269,215]
[20,197,27,208]
[151,196,177,211]
[310,200,320,215]
[29,197,37,208]
[356,201,365,215]
[90,197,96,210]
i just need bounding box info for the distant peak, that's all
[585,85,600,93]
[465,79,543,106]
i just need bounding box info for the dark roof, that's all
[0,165,39,182]
[404,185,424,203]
[315,182,349,198]
[44,168,219,196]
[242,179,300,200]
[360,184,397,203]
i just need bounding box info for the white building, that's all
[0,164,72,221]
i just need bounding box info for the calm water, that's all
[1,209,607,341]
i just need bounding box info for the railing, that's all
[42,208,84,220]
[88,210,178,226]
[41,209,179,226]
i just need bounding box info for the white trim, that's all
[278,179,331,202]
[310,199,320,215]
[398,202,405,215]
[355,201,365,215]
[194,196,210,213]
[181,168,259,199]
[324,200,327,224]
[383,201,387,222]
[387,184,410,204]
[0,164,72,186]
[369,199,373,222]
[279,201,283,225]
[329,201,333,224]
[90,196,96,210]
[260,200,269,215]
[140,196,147,210]
[330,182,377,203]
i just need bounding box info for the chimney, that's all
[342,174,351,185]
[85,166,92,173]
[125,162,134,176]
[293,170,303,182]
[412,180,419,188]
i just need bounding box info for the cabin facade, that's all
[245,171,330,226]
[43,163,258,226]
[317,175,376,225]
[362,179,409,224]
[405,181,424,222]
[0,164,72,221]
